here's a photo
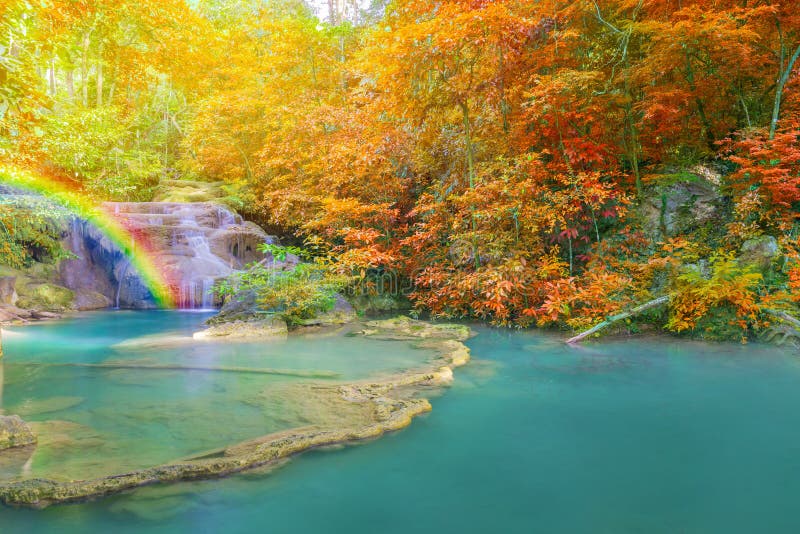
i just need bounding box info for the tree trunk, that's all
[328,0,337,25]
[460,101,480,270]
[66,69,74,99]
[683,52,714,148]
[770,43,800,139]
[81,33,90,107]
[565,295,671,344]
[498,44,509,134]
[764,309,800,330]
[96,43,103,108]
[48,58,57,96]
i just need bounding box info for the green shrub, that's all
[0,196,71,268]
[215,244,353,325]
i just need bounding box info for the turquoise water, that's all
[0,311,433,480]
[4,316,800,532]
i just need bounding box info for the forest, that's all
[2,0,800,340]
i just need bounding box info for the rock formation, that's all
[0,415,36,451]
[59,202,276,309]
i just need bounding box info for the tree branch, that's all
[565,295,670,344]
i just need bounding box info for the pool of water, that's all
[4,317,800,532]
[0,311,434,480]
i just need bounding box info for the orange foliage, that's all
[8,0,800,332]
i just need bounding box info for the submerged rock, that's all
[0,415,37,450]
[0,444,35,478]
[10,396,84,417]
[27,420,105,452]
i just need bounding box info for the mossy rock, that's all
[9,396,85,417]
[195,316,288,340]
[738,235,780,275]
[638,170,730,241]
[0,266,32,293]
[15,283,74,311]
[349,294,412,315]
[364,316,471,341]
[26,262,60,281]
[0,415,37,450]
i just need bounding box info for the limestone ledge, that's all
[193,316,289,340]
[0,317,471,508]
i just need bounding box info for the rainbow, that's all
[0,164,175,307]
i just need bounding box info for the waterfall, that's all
[115,260,131,309]
[101,202,273,310]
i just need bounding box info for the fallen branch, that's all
[764,309,800,330]
[566,295,671,344]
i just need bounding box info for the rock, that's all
[0,277,18,306]
[738,235,780,274]
[15,283,74,312]
[209,289,259,324]
[59,202,276,309]
[73,289,112,311]
[349,293,410,315]
[639,172,729,239]
[113,334,197,351]
[59,220,119,306]
[363,316,472,341]
[194,316,288,340]
[294,295,357,326]
[0,415,37,450]
[30,310,61,320]
[26,262,59,281]
[0,305,32,323]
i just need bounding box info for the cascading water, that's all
[114,260,131,309]
[100,202,275,310]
